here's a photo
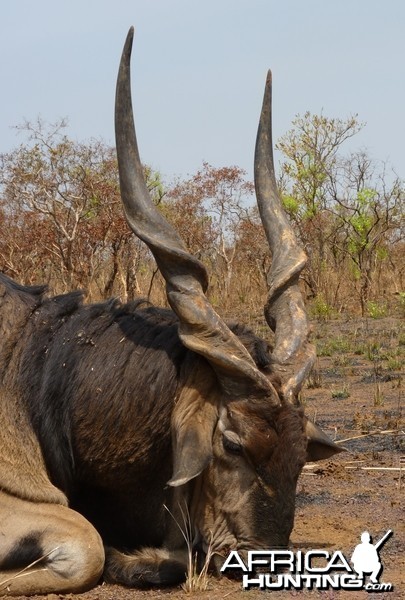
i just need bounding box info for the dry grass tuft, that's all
[164,503,214,593]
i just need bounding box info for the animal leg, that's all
[104,546,188,587]
[0,492,104,596]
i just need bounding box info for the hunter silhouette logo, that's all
[351,530,393,590]
[221,528,394,592]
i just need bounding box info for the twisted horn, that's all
[115,28,279,403]
[254,71,315,402]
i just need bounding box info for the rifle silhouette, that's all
[374,530,392,551]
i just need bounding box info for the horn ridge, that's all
[115,29,208,292]
[254,71,315,400]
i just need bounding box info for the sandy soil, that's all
[3,317,404,600]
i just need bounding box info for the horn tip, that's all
[124,26,135,54]
[263,70,272,100]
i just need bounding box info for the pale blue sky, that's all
[1,0,404,181]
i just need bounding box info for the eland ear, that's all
[168,363,219,487]
[168,419,215,487]
[305,419,345,462]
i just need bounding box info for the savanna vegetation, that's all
[0,113,403,321]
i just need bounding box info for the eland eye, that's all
[222,434,243,455]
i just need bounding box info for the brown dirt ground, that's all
[3,317,404,600]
